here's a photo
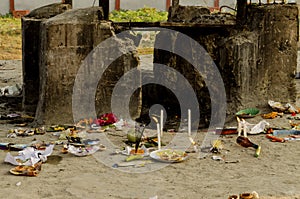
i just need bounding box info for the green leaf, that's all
[236,108,260,116]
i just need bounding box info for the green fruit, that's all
[127,130,137,143]
[125,155,144,162]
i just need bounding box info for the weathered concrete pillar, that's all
[34,7,140,125]
[219,4,298,114]
[247,5,298,104]
[236,0,248,26]
[22,3,71,114]
[154,4,298,127]
[219,31,259,111]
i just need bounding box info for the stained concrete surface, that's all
[0,49,299,122]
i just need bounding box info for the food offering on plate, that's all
[121,145,149,156]
[150,149,188,163]
[130,148,145,155]
[9,161,42,177]
[67,145,103,156]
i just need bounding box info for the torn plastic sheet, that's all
[4,144,54,166]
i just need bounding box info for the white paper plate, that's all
[149,149,188,163]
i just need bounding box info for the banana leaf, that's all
[236,108,260,118]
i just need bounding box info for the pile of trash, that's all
[2,100,300,176]
[3,142,54,176]
[208,100,300,162]
[1,113,123,176]
[235,100,300,143]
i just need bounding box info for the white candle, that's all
[160,109,163,137]
[188,109,191,136]
[157,123,161,150]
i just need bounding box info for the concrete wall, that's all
[22,3,298,127]
[22,5,141,125]
[153,4,298,127]
[22,3,72,113]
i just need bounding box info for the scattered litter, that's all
[268,100,289,112]
[67,145,104,156]
[0,84,22,97]
[112,160,152,168]
[240,192,259,199]
[75,115,119,133]
[7,133,17,138]
[236,136,261,157]
[266,130,300,142]
[7,127,45,138]
[0,143,32,151]
[4,144,54,166]
[82,138,100,146]
[229,191,259,199]
[228,195,239,199]
[15,181,21,186]
[30,140,49,150]
[237,117,269,137]
[248,120,269,135]
[236,136,259,148]
[211,155,224,161]
[61,144,68,154]
[285,103,299,113]
[284,137,300,141]
[254,146,261,157]
[0,143,13,150]
[287,115,300,120]
[114,118,126,130]
[188,136,198,152]
[7,128,34,137]
[268,100,299,113]
[9,144,28,151]
[125,154,144,162]
[149,149,188,163]
[9,161,42,177]
[6,113,21,118]
[57,128,86,142]
[225,159,240,164]
[272,129,300,136]
[210,139,223,153]
[94,113,118,126]
[236,108,260,118]
[127,128,138,143]
[266,134,285,143]
[120,145,149,156]
[261,112,283,119]
[217,127,237,135]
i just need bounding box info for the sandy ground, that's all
[0,59,299,199]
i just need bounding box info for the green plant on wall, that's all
[109,7,168,22]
